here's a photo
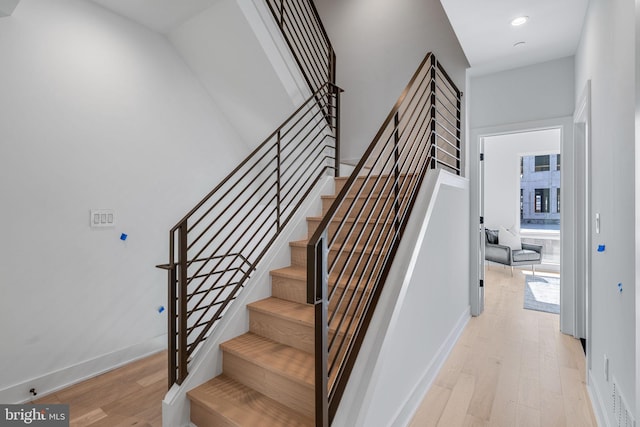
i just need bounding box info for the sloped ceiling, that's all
[0,0,21,16]
[88,0,220,33]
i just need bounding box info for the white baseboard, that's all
[588,370,609,427]
[391,306,471,427]
[0,335,166,404]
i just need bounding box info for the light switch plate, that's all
[90,209,115,228]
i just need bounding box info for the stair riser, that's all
[249,310,313,354]
[335,176,396,197]
[290,244,385,278]
[271,274,371,316]
[223,352,314,419]
[190,401,235,427]
[307,217,393,243]
[248,309,350,359]
[322,195,396,219]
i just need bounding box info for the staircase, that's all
[186,176,386,426]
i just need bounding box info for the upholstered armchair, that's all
[485,227,543,275]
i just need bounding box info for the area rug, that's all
[524,274,560,314]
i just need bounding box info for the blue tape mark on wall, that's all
[597,244,605,252]
[158,306,165,314]
[120,233,128,241]
[618,283,623,293]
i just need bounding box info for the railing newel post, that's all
[167,241,177,388]
[430,57,438,171]
[277,131,282,231]
[309,231,329,427]
[177,221,189,384]
[334,84,341,177]
[393,111,400,231]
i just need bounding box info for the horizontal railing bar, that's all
[329,142,434,400]
[434,147,459,160]
[434,94,460,122]
[435,85,460,111]
[185,195,278,296]
[434,159,461,173]
[325,128,425,276]
[186,146,278,237]
[435,72,459,100]
[188,281,242,296]
[435,62,462,98]
[170,83,337,232]
[435,110,461,134]
[327,132,429,316]
[309,60,436,243]
[435,132,461,151]
[186,162,278,256]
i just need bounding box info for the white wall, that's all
[484,129,561,231]
[468,57,576,326]
[314,0,469,164]
[332,170,470,427]
[574,0,636,422]
[168,0,298,147]
[0,0,249,402]
[470,56,575,129]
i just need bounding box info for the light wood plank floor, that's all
[410,267,597,427]
[33,351,166,427]
[31,268,597,427]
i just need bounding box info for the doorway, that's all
[470,117,576,335]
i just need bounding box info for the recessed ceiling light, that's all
[513,41,526,47]
[511,16,529,26]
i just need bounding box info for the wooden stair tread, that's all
[188,375,313,427]
[289,239,383,255]
[270,265,307,280]
[248,297,313,325]
[221,333,314,388]
[307,215,391,224]
[271,265,377,287]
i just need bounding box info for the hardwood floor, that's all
[410,267,597,427]
[31,267,596,427]
[33,351,166,427]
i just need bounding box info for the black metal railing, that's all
[306,52,462,425]
[265,0,336,94]
[159,82,341,387]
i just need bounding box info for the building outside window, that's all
[520,154,560,230]
[534,155,550,172]
[534,188,550,212]
[520,153,561,265]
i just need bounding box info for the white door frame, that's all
[574,81,592,371]
[469,117,574,329]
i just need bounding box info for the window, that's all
[557,188,560,213]
[535,188,550,213]
[534,155,550,172]
[520,157,523,176]
[556,154,561,171]
[520,189,523,219]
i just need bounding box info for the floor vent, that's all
[612,378,635,427]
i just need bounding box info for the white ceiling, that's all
[88,0,219,33]
[440,0,589,75]
[88,0,589,75]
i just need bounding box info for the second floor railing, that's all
[159,82,342,387]
[307,52,462,425]
[265,0,336,94]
